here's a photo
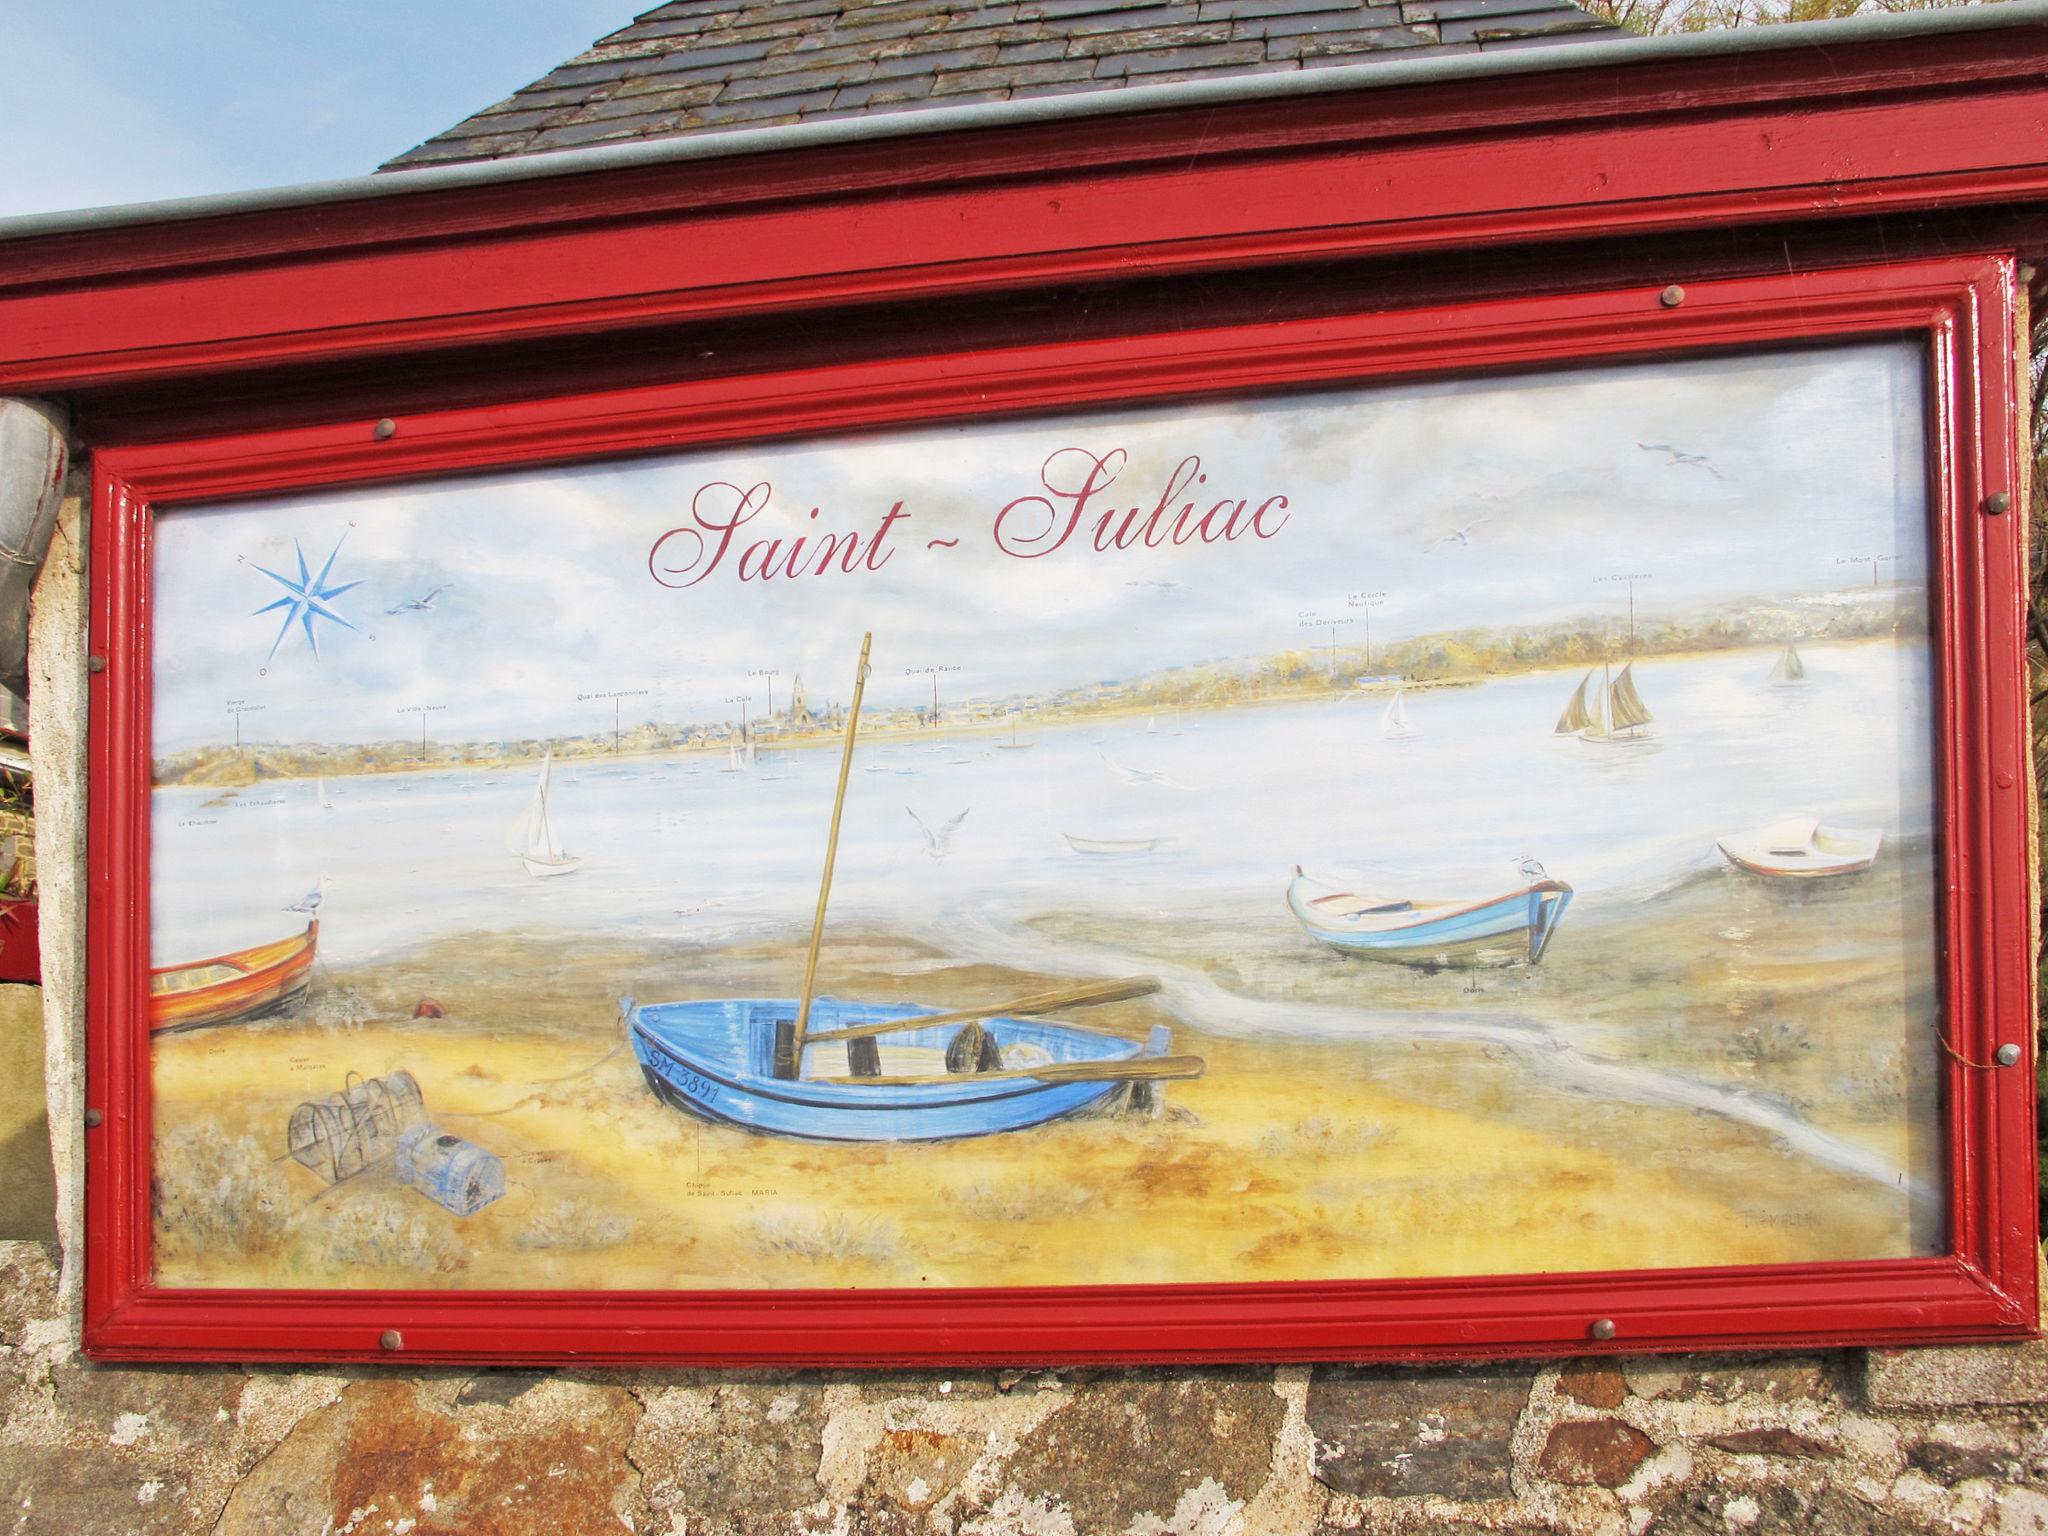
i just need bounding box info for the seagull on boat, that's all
[1426,516,1490,551]
[1517,856,1550,883]
[1636,443,1728,480]
[906,806,970,860]
[1102,756,1200,792]
[285,879,325,915]
[386,585,448,614]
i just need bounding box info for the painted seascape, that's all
[146,341,1943,1290]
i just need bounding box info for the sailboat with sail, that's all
[626,634,1201,1141]
[1767,646,1806,684]
[1380,688,1418,741]
[1554,662,1654,746]
[507,748,579,877]
[316,775,332,811]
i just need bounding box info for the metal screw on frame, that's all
[83,1108,102,1128]
[372,418,398,441]
[1995,1043,2023,1067]
[1983,492,2012,515]
[1589,1318,1618,1341]
[86,655,106,673]
[1658,285,1686,308]
[380,1330,403,1351]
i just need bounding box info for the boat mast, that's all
[786,631,873,1079]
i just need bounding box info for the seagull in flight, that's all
[1124,579,1187,592]
[906,806,970,860]
[286,878,325,915]
[386,585,448,614]
[1637,443,1728,480]
[1426,516,1490,551]
[1102,755,1200,792]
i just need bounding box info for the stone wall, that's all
[4,484,2043,1536]
[0,1235,2042,1535]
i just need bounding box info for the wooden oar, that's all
[826,1054,1205,1088]
[804,974,1161,1046]
[783,631,872,1080]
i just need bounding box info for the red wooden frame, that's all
[81,253,2038,1364]
[10,19,2048,406]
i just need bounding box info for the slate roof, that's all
[383,0,1621,169]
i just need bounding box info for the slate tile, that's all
[521,118,660,150]
[1439,8,1608,39]
[997,37,1070,59]
[1201,0,1362,15]
[1069,22,1238,53]
[871,44,1001,77]
[831,75,940,108]
[1064,2,1208,32]
[933,58,1100,91]
[1097,38,1265,71]
[532,59,639,90]
[1018,0,1172,18]
[1269,24,1433,52]
[721,63,875,100]
[1240,9,1402,35]
[568,83,726,120]
[1294,37,1486,60]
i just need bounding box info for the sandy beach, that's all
[151,841,1938,1291]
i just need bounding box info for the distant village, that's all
[152,582,1921,787]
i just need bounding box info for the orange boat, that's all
[149,920,318,1033]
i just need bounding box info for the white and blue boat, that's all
[626,995,1194,1142]
[1286,864,1573,969]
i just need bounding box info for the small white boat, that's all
[1716,818,1881,879]
[507,748,579,878]
[1064,833,1161,857]
[994,713,1034,751]
[1286,864,1573,968]
[316,775,332,811]
[1380,688,1418,741]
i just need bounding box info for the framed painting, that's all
[82,254,2037,1363]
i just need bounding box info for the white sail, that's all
[1381,688,1417,740]
[1768,646,1806,683]
[316,775,331,810]
[509,749,577,875]
[1576,662,1653,743]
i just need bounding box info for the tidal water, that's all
[154,639,1933,974]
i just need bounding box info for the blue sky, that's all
[150,342,1927,752]
[0,2,637,218]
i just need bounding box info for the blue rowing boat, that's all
[1286,865,1573,968]
[626,995,1189,1141]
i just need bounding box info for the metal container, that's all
[395,1123,505,1216]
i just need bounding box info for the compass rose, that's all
[252,537,362,661]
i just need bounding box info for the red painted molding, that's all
[7,24,2048,397]
[83,255,2040,1364]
